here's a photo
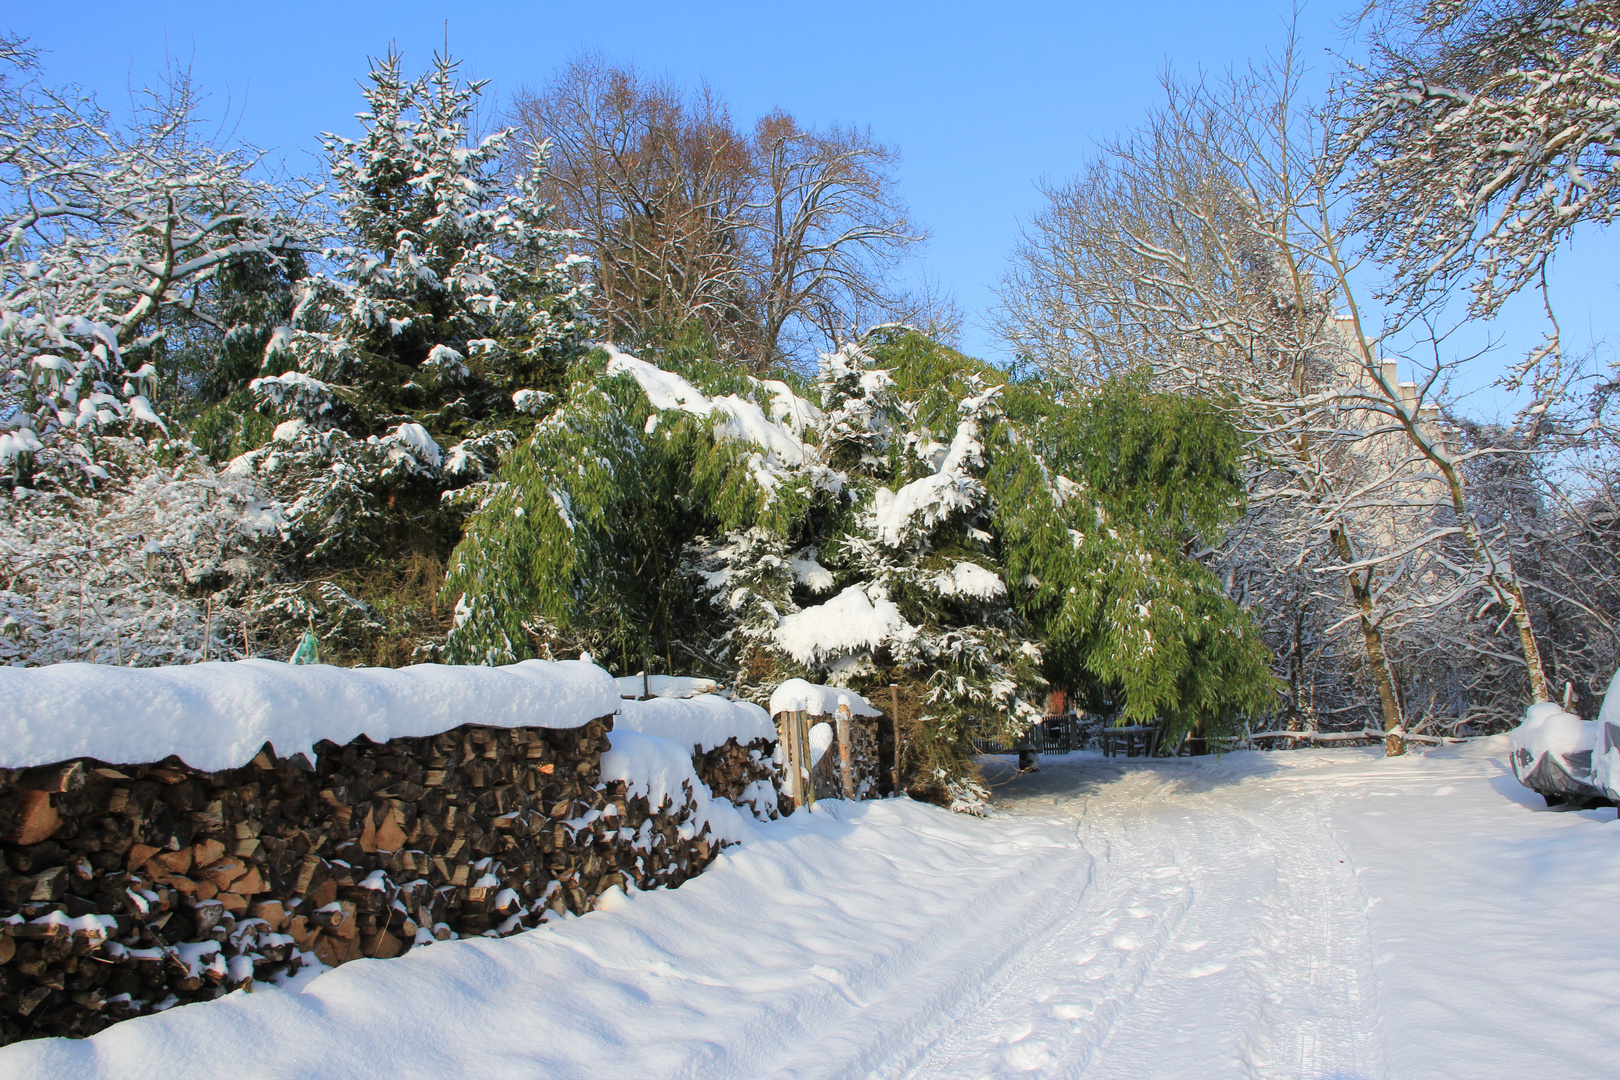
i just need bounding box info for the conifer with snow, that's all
[233,50,589,560]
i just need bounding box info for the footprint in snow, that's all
[1107,931,1140,950]
[1185,962,1227,978]
[1001,1038,1056,1071]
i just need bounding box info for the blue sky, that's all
[11,1,1616,416]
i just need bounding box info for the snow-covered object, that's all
[615,674,724,700]
[0,659,619,772]
[768,679,882,718]
[599,730,749,845]
[1586,670,1620,797]
[1509,702,1604,804]
[615,694,776,752]
[774,585,915,667]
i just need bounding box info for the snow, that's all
[773,585,915,667]
[787,550,836,593]
[0,658,620,771]
[604,348,715,415]
[933,560,1006,600]
[869,418,985,547]
[807,720,833,765]
[380,422,441,471]
[614,674,723,700]
[7,739,1611,1079]
[614,694,776,752]
[599,730,748,844]
[604,345,820,497]
[768,678,882,718]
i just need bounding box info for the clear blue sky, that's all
[11,1,1615,415]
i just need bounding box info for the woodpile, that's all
[690,738,779,819]
[0,716,737,1046]
[810,716,881,801]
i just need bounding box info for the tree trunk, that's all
[1330,526,1406,756]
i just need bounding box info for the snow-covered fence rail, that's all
[0,660,769,1046]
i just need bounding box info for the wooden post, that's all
[889,684,902,792]
[776,712,798,809]
[797,710,816,811]
[835,703,855,799]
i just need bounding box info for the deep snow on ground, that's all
[8,736,1619,1079]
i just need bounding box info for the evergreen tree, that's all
[232,50,590,563]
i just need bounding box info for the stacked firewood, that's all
[0,717,731,1045]
[690,738,780,820]
[807,717,882,801]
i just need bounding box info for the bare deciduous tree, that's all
[1337,0,1620,317]
[510,55,933,369]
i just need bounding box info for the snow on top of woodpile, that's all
[599,730,750,844]
[769,679,882,719]
[615,674,725,700]
[0,658,620,772]
[614,694,775,752]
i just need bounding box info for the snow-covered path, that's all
[10,737,1620,1079]
[905,757,1386,1078]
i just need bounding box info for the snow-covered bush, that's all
[1,439,282,666]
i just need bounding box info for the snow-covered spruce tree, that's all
[771,337,1046,801]
[233,50,589,568]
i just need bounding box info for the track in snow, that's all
[822,754,1389,1080]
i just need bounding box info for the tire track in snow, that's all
[861,759,1388,1079]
